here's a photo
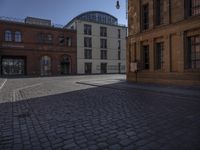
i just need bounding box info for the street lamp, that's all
[116,0,120,9]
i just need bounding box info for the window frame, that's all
[155,0,164,26]
[4,30,12,42]
[100,27,107,37]
[141,3,149,31]
[100,39,107,49]
[84,49,92,59]
[142,45,150,70]
[155,42,164,70]
[84,37,92,48]
[66,37,72,47]
[84,24,92,35]
[101,50,107,60]
[186,35,200,69]
[189,0,200,16]
[14,31,22,43]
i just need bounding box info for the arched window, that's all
[5,30,12,41]
[41,56,51,76]
[15,31,22,42]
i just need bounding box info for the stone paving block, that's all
[0,75,199,149]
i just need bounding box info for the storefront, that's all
[1,56,26,76]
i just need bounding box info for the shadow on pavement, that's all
[0,84,200,150]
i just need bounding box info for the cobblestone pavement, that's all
[0,75,200,150]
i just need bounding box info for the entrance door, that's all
[61,55,70,75]
[2,57,25,75]
[85,63,92,74]
[101,63,107,74]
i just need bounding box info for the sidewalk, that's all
[77,79,200,99]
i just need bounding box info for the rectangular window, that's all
[118,40,121,49]
[84,37,92,48]
[66,37,72,46]
[186,35,200,69]
[118,29,121,38]
[100,39,107,49]
[142,45,150,69]
[46,34,53,43]
[85,63,92,74]
[100,27,107,37]
[84,49,92,59]
[141,4,149,30]
[155,42,164,70]
[155,0,164,25]
[84,24,92,35]
[5,30,12,42]
[101,50,107,59]
[189,0,200,16]
[118,51,121,60]
[15,32,22,42]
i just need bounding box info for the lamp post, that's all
[116,0,120,9]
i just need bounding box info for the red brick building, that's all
[0,17,77,76]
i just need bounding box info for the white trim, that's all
[0,79,7,90]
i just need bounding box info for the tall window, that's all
[84,37,92,47]
[118,29,121,39]
[118,40,121,49]
[186,35,200,69]
[155,42,164,70]
[59,35,65,45]
[84,24,92,35]
[5,30,12,41]
[142,45,150,70]
[46,34,53,43]
[100,27,107,37]
[100,39,107,49]
[41,56,51,76]
[101,50,107,59]
[84,49,92,59]
[141,4,149,30]
[15,31,22,42]
[118,51,121,60]
[189,0,200,16]
[155,0,164,25]
[66,37,72,47]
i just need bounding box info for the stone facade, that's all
[0,19,77,76]
[127,0,200,85]
[66,11,127,74]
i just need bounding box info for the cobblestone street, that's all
[0,75,200,150]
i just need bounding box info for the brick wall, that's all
[127,0,200,85]
[0,21,77,76]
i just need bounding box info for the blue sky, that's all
[0,0,127,26]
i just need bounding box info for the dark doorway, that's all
[61,55,70,75]
[85,63,92,74]
[101,63,107,74]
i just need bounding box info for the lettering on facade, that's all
[2,43,25,48]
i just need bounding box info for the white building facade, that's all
[66,11,127,74]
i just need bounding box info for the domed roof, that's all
[66,11,118,26]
